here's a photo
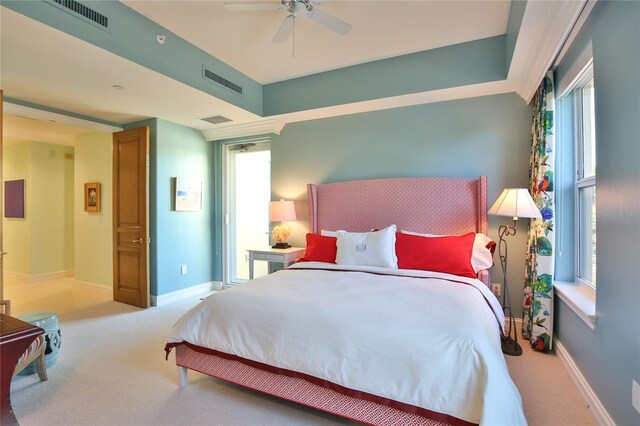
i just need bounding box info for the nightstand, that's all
[247,247,305,280]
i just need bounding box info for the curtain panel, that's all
[523,71,555,352]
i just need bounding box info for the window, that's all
[574,69,597,287]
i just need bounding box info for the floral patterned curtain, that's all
[523,71,555,352]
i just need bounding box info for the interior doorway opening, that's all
[1,107,116,316]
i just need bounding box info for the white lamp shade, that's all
[269,200,296,222]
[488,188,542,219]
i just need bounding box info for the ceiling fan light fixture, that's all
[226,0,352,44]
[292,1,306,16]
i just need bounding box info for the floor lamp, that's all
[488,188,541,356]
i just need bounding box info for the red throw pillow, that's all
[395,232,476,278]
[297,233,338,263]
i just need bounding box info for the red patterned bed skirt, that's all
[171,343,472,426]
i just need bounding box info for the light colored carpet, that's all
[7,278,597,425]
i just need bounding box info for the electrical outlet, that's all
[181,265,187,275]
[491,283,502,298]
[633,380,640,414]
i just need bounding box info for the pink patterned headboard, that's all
[307,176,490,284]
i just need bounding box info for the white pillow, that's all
[336,225,398,268]
[400,230,494,273]
[471,233,495,271]
[321,229,341,237]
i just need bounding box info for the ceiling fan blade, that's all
[308,9,352,35]
[273,15,294,43]
[224,2,283,12]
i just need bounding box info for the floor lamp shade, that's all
[488,188,542,220]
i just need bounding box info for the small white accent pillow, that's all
[400,230,494,272]
[471,233,495,271]
[321,229,341,237]
[336,225,398,268]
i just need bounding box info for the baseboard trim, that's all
[511,318,612,425]
[74,280,112,293]
[151,281,221,307]
[4,269,75,283]
[555,338,615,426]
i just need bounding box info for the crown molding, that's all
[3,102,123,133]
[509,0,587,104]
[201,118,285,141]
[553,0,597,70]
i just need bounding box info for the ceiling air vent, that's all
[43,0,110,31]
[201,115,233,125]
[203,68,243,95]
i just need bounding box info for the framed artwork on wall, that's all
[4,179,25,218]
[174,177,202,212]
[84,182,101,212]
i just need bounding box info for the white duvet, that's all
[168,262,527,425]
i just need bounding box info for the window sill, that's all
[554,280,596,330]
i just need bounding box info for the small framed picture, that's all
[175,178,202,212]
[84,182,101,212]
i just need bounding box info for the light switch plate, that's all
[181,265,187,275]
[633,380,640,414]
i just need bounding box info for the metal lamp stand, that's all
[498,222,523,356]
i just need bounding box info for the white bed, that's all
[165,177,527,425]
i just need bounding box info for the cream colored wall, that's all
[2,141,74,276]
[74,132,112,287]
[30,142,74,275]
[3,143,32,275]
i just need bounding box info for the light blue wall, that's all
[264,35,507,116]
[154,119,214,295]
[553,2,640,424]
[269,93,533,316]
[2,0,262,116]
[125,118,214,296]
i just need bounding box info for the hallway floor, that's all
[3,274,112,317]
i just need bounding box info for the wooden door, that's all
[113,127,149,308]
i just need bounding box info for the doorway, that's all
[1,104,117,316]
[223,141,271,284]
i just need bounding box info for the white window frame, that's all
[572,64,596,290]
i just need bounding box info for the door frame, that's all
[220,137,271,285]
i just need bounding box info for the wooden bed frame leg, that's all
[178,366,187,387]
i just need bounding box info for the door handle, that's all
[132,238,144,244]
[0,252,7,257]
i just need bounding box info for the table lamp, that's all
[270,199,296,249]
[488,188,542,356]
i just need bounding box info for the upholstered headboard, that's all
[306,176,490,284]
[307,176,487,235]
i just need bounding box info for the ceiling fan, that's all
[224,0,352,43]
